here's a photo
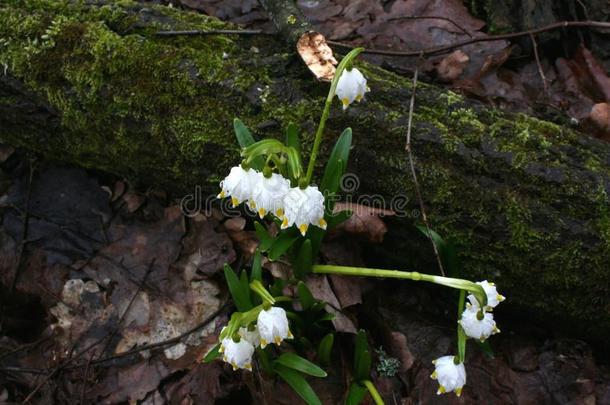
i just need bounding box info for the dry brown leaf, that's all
[122,190,146,213]
[586,103,610,140]
[436,50,470,82]
[332,202,394,243]
[0,145,15,163]
[296,31,337,82]
[305,274,356,333]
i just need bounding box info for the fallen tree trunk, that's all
[1,1,610,346]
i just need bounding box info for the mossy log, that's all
[1,1,610,346]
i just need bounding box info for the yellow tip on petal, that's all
[231,362,238,370]
[430,371,437,380]
[489,282,495,286]
[281,218,289,229]
[231,197,239,207]
[217,190,226,199]
[455,388,463,397]
[318,218,327,229]
[341,97,350,107]
[245,363,252,371]
[274,336,282,345]
[437,386,446,395]
[249,200,256,209]
[298,223,308,236]
[260,339,268,348]
[431,359,437,365]
[258,208,266,218]
[287,330,293,339]
[498,294,505,301]
[276,208,284,218]
[355,94,363,102]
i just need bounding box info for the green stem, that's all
[456,289,466,363]
[363,380,384,405]
[312,264,487,307]
[304,47,364,185]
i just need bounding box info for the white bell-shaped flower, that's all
[238,326,261,347]
[281,186,326,236]
[430,355,466,396]
[217,166,259,207]
[220,337,255,371]
[336,68,369,110]
[467,280,505,310]
[257,306,293,348]
[250,172,290,219]
[459,304,500,341]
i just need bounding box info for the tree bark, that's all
[1,1,610,346]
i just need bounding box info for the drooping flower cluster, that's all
[218,306,292,371]
[336,67,369,110]
[459,280,504,341]
[431,281,505,397]
[218,166,326,236]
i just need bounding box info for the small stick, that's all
[404,54,447,277]
[530,33,549,97]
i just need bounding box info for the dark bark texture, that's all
[1,1,610,346]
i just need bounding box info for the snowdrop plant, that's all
[207,48,506,405]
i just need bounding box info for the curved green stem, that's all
[312,264,487,308]
[305,47,364,184]
[363,380,384,405]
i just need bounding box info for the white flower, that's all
[459,304,500,341]
[257,306,293,348]
[217,166,260,207]
[220,337,255,371]
[467,280,505,310]
[281,186,326,236]
[238,326,261,347]
[336,68,369,110]
[250,172,290,219]
[430,355,466,396]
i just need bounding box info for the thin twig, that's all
[155,29,271,37]
[404,54,446,277]
[529,33,549,97]
[328,20,610,57]
[11,157,35,291]
[387,15,473,38]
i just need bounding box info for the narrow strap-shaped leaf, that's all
[255,222,274,252]
[355,350,371,382]
[320,128,352,195]
[294,239,313,279]
[317,333,334,366]
[285,145,303,181]
[345,382,368,405]
[285,123,300,153]
[223,264,252,312]
[202,343,221,363]
[268,230,300,261]
[297,281,315,310]
[274,364,322,405]
[251,250,263,282]
[275,352,327,377]
[234,118,264,170]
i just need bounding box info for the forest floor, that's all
[3,0,610,403]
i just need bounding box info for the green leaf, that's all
[457,289,467,363]
[415,225,460,276]
[294,239,313,279]
[285,146,303,181]
[242,139,285,164]
[320,128,352,195]
[202,343,221,363]
[275,353,327,377]
[233,118,256,147]
[268,230,300,261]
[251,250,263,282]
[353,330,371,381]
[274,364,322,405]
[476,340,495,358]
[355,350,371,381]
[240,270,251,303]
[285,123,300,153]
[255,222,274,252]
[223,264,252,312]
[297,281,315,310]
[234,118,264,170]
[317,333,334,366]
[345,382,368,405]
